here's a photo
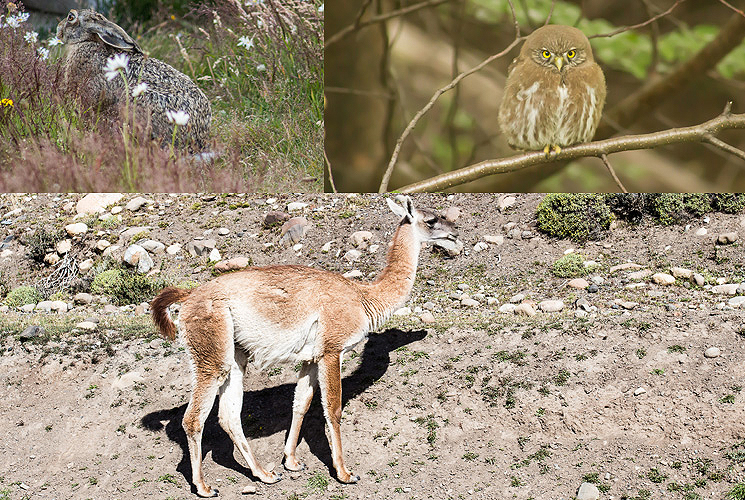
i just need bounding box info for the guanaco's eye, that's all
[566,49,576,59]
[541,50,551,59]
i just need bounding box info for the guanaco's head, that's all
[386,195,458,246]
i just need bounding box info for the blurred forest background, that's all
[0,0,323,191]
[325,0,745,192]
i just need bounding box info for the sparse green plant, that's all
[551,253,589,278]
[647,467,667,483]
[5,286,42,307]
[306,472,329,493]
[668,344,686,353]
[536,193,613,242]
[726,484,745,500]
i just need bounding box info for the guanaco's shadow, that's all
[141,328,427,491]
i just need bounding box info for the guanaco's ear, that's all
[386,197,406,218]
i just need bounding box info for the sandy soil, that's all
[0,193,743,500]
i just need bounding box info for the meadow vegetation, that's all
[0,0,323,191]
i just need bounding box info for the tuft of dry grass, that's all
[0,0,323,192]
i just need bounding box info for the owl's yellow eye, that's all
[541,50,551,59]
[566,50,576,59]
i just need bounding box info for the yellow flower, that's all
[0,98,13,108]
[170,14,175,21]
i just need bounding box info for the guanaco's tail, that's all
[151,287,192,340]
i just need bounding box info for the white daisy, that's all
[319,4,324,13]
[237,35,254,49]
[37,47,49,61]
[132,82,148,97]
[48,37,63,46]
[23,30,38,44]
[166,110,190,126]
[104,53,129,81]
[256,63,266,72]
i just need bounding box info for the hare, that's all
[57,9,211,150]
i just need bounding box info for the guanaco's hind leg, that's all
[183,372,222,497]
[217,348,282,484]
[283,361,318,471]
[318,353,359,483]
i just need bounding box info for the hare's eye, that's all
[68,12,75,21]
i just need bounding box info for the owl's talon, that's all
[543,144,561,158]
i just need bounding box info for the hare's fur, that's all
[57,9,211,150]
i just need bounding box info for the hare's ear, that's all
[96,31,138,51]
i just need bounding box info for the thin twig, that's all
[544,0,557,26]
[704,134,745,161]
[395,104,745,192]
[588,0,684,39]
[324,148,337,193]
[378,4,521,192]
[599,154,628,193]
[325,0,451,48]
[640,0,661,77]
[718,0,745,18]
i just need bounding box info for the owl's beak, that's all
[553,56,565,71]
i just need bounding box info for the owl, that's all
[498,25,606,155]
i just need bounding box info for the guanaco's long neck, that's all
[360,221,420,330]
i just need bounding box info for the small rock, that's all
[498,303,516,314]
[20,325,45,341]
[76,321,97,331]
[433,238,463,256]
[419,311,435,324]
[587,284,599,293]
[617,300,638,310]
[287,202,308,212]
[263,211,290,227]
[217,227,230,236]
[35,301,53,313]
[112,371,145,390]
[96,239,111,252]
[717,232,738,245]
[242,484,257,494]
[695,227,708,236]
[712,284,739,295]
[124,244,153,273]
[567,278,589,289]
[610,262,642,273]
[344,249,362,262]
[76,193,124,215]
[704,347,721,359]
[693,273,706,286]
[652,273,675,285]
[671,267,693,279]
[461,298,479,307]
[576,482,600,500]
[166,244,181,255]
[575,298,592,311]
[79,258,94,273]
[44,252,60,265]
[498,195,516,211]
[214,257,250,273]
[539,300,564,312]
[64,222,88,236]
[279,217,309,246]
[510,293,525,303]
[514,303,536,316]
[393,307,411,316]
[125,196,148,211]
[628,269,652,280]
[74,293,93,305]
[727,296,745,308]
[51,301,68,313]
[351,231,373,249]
[342,270,363,279]
[209,248,221,262]
[423,301,436,310]
[633,387,647,396]
[369,244,380,253]
[442,206,460,222]
[56,239,72,254]
[473,241,488,253]
[483,235,504,246]
[321,241,334,253]
[139,240,165,254]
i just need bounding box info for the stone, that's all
[344,249,362,262]
[121,226,150,240]
[74,293,93,305]
[393,307,411,316]
[483,235,504,246]
[671,267,693,279]
[20,325,45,341]
[76,193,124,215]
[64,222,88,236]
[279,217,309,246]
[433,238,463,256]
[55,239,72,254]
[704,347,721,358]
[96,239,111,252]
[79,259,94,273]
[44,252,60,265]
[652,273,675,285]
[617,300,639,310]
[139,240,165,254]
[50,301,68,313]
[727,296,745,308]
[497,195,516,211]
[576,482,600,500]
[351,231,373,249]
[419,311,435,324]
[498,304,516,314]
[110,206,122,215]
[514,303,536,316]
[693,273,706,286]
[342,270,363,279]
[712,284,739,295]
[610,263,642,273]
[575,298,592,311]
[473,241,488,253]
[695,227,708,236]
[208,248,221,262]
[76,321,97,331]
[633,387,647,396]
[442,206,460,222]
[217,227,230,236]
[112,371,145,390]
[214,257,250,273]
[510,293,525,303]
[20,304,35,313]
[242,484,257,494]
[461,298,479,307]
[103,304,119,314]
[539,300,564,312]
[628,269,652,280]
[263,211,290,227]
[35,301,53,313]
[166,244,181,255]
[369,244,380,253]
[567,278,589,289]
[717,232,738,245]
[123,244,153,273]
[321,241,333,253]
[125,196,148,211]
[287,202,308,212]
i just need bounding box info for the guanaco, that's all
[150,196,458,497]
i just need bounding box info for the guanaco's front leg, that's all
[318,352,359,483]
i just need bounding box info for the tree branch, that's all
[396,104,745,192]
[325,0,451,48]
